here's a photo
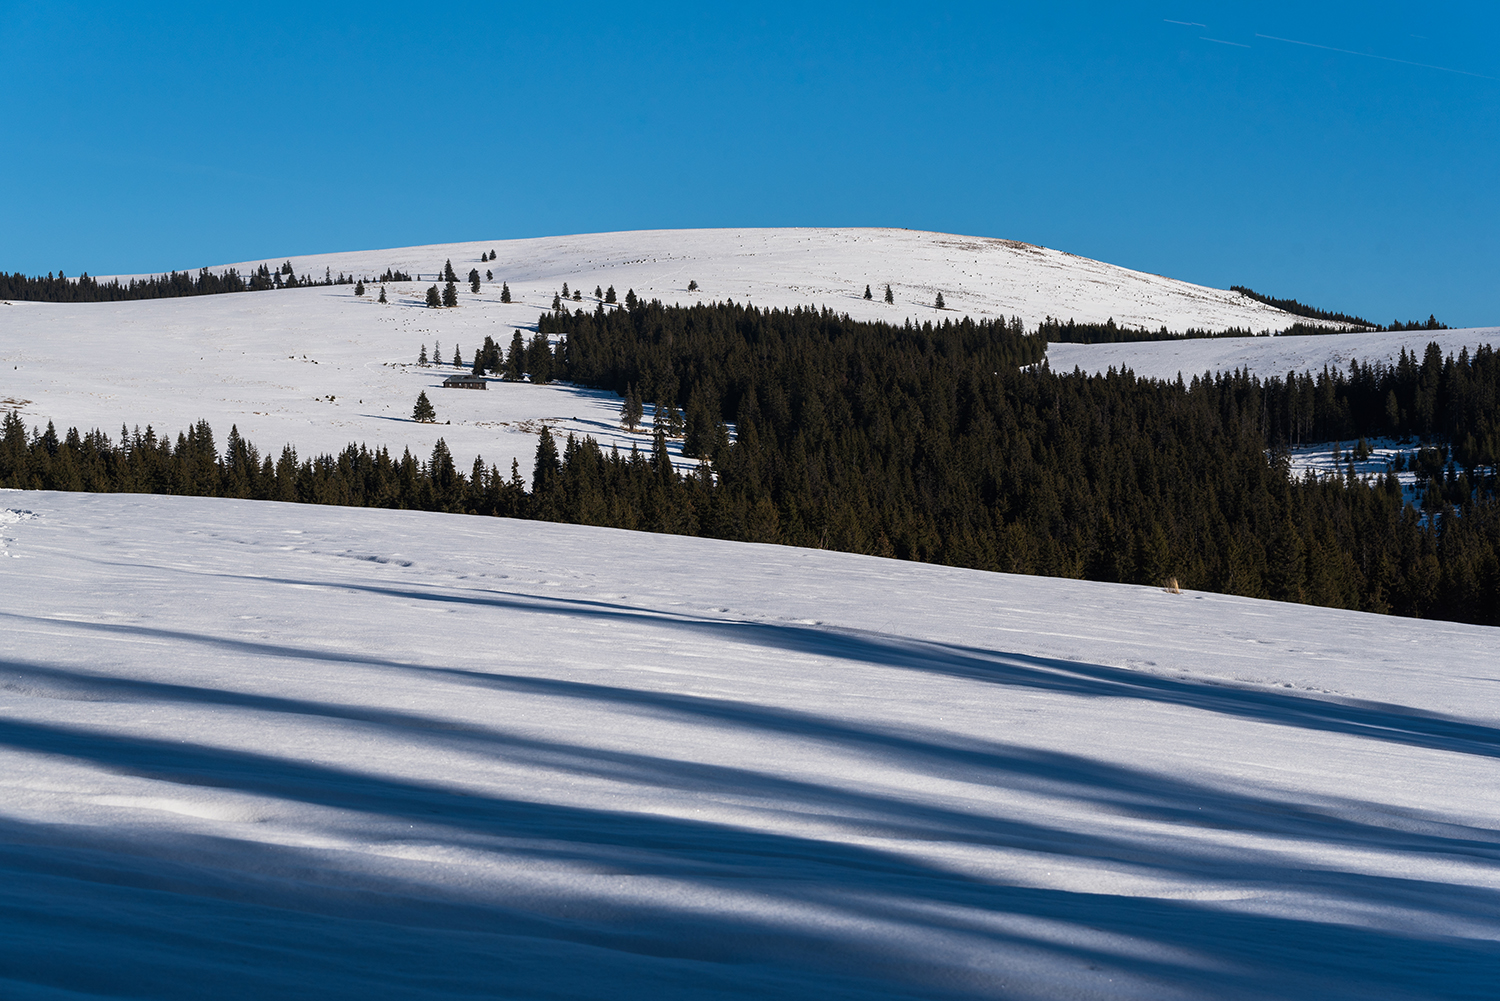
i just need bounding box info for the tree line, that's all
[1,261,368,302]
[3,301,1496,625]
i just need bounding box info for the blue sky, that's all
[3,2,1497,325]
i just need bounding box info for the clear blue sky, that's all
[4,2,1497,325]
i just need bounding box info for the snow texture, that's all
[1,490,1497,1000]
[2,227,1327,476]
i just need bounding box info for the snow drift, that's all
[1,491,1496,999]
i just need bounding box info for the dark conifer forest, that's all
[4,300,1497,625]
[1,262,414,302]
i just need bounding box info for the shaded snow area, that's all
[1287,438,1422,506]
[1046,327,1500,383]
[2,491,1497,1000]
[1,227,1322,475]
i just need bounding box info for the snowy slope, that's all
[106,228,1323,334]
[2,490,1497,1000]
[2,228,1323,476]
[1047,326,1500,382]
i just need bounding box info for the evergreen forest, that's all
[4,301,1497,625]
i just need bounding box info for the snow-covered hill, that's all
[105,228,1325,333]
[4,227,1342,475]
[1048,326,1500,382]
[2,491,1496,1000]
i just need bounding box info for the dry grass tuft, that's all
[1163,577,1182,594]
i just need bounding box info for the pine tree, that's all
[561,282,570,299]
[688,280,698,292]
[683,391,713,457]
[605,285,616,304]
[486,270,493,282]
[552,292,563,311]
[500,282,511,303]
[884,284,894,304]
[935,292,945,309]
[625,288,637,310]
[418,343,428,366]
[426,285,441,308]
[434,341,442,366]
[595,286,603,299]
[413,391,436,423]
[573,289,581,301]
[526,332,553,383]
[533,425,560,495]
[864,284,872,300]
[620,385,643,432]
[443,281,459,307]
[505,330,525,380]
[355,279,366,296]
[443,259,457,283]
[453,344,462,367]
[378,285,387,303]
[468,269,481,294]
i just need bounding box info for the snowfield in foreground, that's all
[2,491,1497,1000]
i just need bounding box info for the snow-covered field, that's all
[3,227,1334,475]
[2,490,1497,1000]
[1048,327,1500,383]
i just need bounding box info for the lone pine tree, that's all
[378,285,387,303]
[468,269,481,294]
[443,259,457,283]
[884,284,894,304]
[864,284,872,300]
[935,292,945,309]
[418,343,428,365]
[354,279,365,296]
[443,281,459,307]
[500,283,511,303]
[412,391,436,423]
[426,285,441,308]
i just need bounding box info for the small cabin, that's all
[442,373,488,390]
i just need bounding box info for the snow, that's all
[2,227,1324,476]
[1047,327,1500,382]
[1286,437,1427,508]
[2,490,1497,999]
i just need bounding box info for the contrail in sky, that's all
[1201,37,1251,48]
[1256,33,1497,80]
[1164,19,1206,27]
